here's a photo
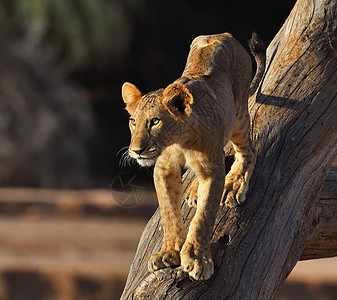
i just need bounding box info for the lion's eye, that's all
[130,118,136,126]
[151,118,161,126]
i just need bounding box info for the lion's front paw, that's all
[186,178,199,208]
[221,173,248,208]
[180,243,214,280]
[148,249,181,272]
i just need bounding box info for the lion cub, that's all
[122,32,265,280]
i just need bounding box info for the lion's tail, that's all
[248,32,266,97]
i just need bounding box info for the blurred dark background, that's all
[0,0,296,189]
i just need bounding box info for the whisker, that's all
[116,146,133,168]
[116,146,129,157]
[127,155,137,167]
[119,150,128,168]
[119,149,136,168]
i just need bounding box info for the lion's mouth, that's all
[129,148,161,167]
[136,157,157,167]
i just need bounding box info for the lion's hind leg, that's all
[186,177,199,207]
[222,107,256,208]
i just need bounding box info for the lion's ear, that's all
[122,82,142,114]
[162,83,193,119]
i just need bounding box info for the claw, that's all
[222,173,248,208]
[180,243,213,281]
[148,249,181,273]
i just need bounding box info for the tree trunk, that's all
[301,166,337,260]
[121,0,337,298]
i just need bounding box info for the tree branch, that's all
[301,166,337,260]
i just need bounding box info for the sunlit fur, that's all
[121,32,266,280]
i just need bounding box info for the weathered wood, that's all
[178,166,337,262]
[121,0,337,299]
[176,165,337,261]
[301,166,337,260]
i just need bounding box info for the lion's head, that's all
[121,82,193,167]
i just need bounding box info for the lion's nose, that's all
[131,147,146,155]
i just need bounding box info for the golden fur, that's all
[122,32,266,280]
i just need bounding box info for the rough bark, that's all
[121,0,337,299]
[301,166,337,260]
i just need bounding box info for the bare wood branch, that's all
[176,166,337,262]
[301,166,337,260]
[121,0,337,298]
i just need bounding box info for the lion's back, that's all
[183,33,249,79]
